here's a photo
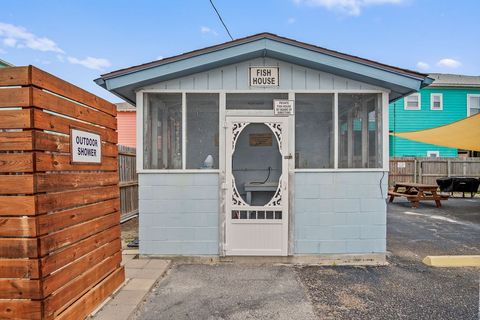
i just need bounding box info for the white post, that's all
[334,93,338,169]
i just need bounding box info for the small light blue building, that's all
[390,73,480,157]
[96,33,431,262]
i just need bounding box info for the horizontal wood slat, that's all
[0,131,34,151]
[36,153,117,172]
[0,278,42,299]
[33,108,117,144]
[39,211,120,256]
[40,225,120,275]
[0,66,30,86]
[0,216,36,237]
[0,153,34,173]
[0,196,36,215]
[37,198,119,236]
[0,238,38,258]
[0,300,42,320]
[0,175,34,194]
[0,87,30,107]
[0,259,40,278]
[44,252,121,317]
[54,266,125,320]
[43,239,121,296]
[37,186,119,213]
[32,87,117,130]
[36,172,118,193]
[0,109,32,129]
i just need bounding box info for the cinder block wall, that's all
[139,173,219,255]
[294,172,387,254]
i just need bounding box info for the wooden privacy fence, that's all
[0,66,124,319]
[389,157,480,186]
[118,145,138,222]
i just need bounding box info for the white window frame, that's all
[136,89,389,173]
[467,94,480,116]
[427,150,440,158]
[404,93,421,110]
[430,93,443,110]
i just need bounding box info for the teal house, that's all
[390,73,480,157]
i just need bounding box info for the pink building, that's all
[116,102,136,147]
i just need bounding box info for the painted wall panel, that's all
[117,111,136,147]
[141,57,385,92]
[139,173,219,255]
[294,172,387,254]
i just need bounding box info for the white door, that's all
[225,116,289,256]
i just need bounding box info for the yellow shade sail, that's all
[392,113,480,151]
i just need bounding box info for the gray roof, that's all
[0,58,13,67]
[116,102,136,111]
[428,73,480,88]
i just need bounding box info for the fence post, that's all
[447,159,451,177]
[418,160,422,184]
[414,159,417,183]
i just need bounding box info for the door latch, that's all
[284,154,293,159]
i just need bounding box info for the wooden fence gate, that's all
[118,145,138,222]
[0,66,124,319]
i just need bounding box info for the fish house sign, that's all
[71,128,102,163]
[249,67,279,86]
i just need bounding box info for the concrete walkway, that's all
[91,252,170,320]
[134,264,317,320]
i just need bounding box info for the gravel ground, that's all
[121,216,138,249]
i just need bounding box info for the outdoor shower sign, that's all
[249,67,279,86]
[70,128,102,163]
[273,99,294,116]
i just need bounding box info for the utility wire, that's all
[209,0,234,41]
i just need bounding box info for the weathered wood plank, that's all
[0,66,30,86]
[54,266,124,320]
[39,212,120,256]
[0,109,32,129]
[40,225,120,275]
[0,278,42,299]
[0,87,31,107]
[0,153,34,172]
[0,131,34,151]
[36,172,118,193]
[0,238,38,258]
[0,300,42,320]
[0,175,34,194]
[30,66,116,116]
[36,186,119,213]
[36,153,117,172]
[0,258,40,278]
[44,252,121,317]
[32,87,117,130]
[43,239,121,295]
[33,108,117,144]
[37,198,119,236]
[0,216,36,237]
[34,131,118,156]
[0,196,36,215]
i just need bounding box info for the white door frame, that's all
[224,116,290,256]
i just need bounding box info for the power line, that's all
[209,0,234,41]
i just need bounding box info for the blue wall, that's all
[389,87,480,157]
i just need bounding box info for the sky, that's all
[1,0,479,102]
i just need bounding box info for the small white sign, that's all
[397,162,406,168]
[71,128,101,163]
[274,99,294,116]
[249,67,279,87]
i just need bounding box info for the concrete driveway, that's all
[133,198,480,320]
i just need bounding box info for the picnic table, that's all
[388,182,448,208]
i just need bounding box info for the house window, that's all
[143,93,182,169]
[338,93,382,168]
[427,151,439,158]
[404,93,420,110]
[467,94,480,116]
[430,93,443,110]
[295,94,334,168]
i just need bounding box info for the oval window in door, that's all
[232,123,282,207]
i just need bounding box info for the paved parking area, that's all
[133,198,480,320]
